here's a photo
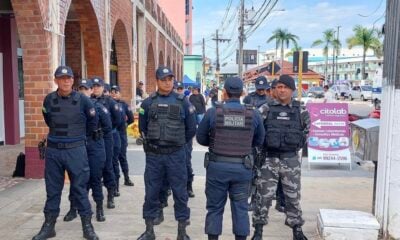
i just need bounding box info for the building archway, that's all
[159,51,164,66]
[166,56,171,69]
[64,0,104,86]
[111,19,132,100]
[146,43,156,93]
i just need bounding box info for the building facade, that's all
[0,0,185,178]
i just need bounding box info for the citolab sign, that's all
[306,103,351,167]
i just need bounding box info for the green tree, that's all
[267,28,299,68]
[311,29,337,80]
[346,25,382,79]
[285,44,302,58]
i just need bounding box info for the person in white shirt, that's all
[323,85,335,103]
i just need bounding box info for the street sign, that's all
[293,51,308,73]
[236,49,258,64]
[258,61,281,74]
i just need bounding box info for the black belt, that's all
[210,154,244,164]
[47,140,86,149]
[146,145,182,154]
[267,152,297,158]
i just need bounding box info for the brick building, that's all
[0,0,185,178]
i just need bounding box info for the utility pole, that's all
[202,37,206,93]
[238,0,245,78]
[212,29,230,85]
[335,26,341,83]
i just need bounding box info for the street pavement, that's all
[0,100,375,240]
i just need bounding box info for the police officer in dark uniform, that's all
[138,66,196,240]
[252,75,310,240]
[110,85,135,189]
[91,77,123,209]
[243,76,271,107]
[63,79,112,223]
[197,77,265,240]
[33,66,98,240]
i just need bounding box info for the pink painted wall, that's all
[157,0,186,46]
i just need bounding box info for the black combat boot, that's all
[208,235,219,240]
[177,220,190,240]
[235,235,247,240]
[153,209,164,225]
[187,182,195,198]
[292,225,308,240]
[124,175,134,186]
[63,202,77,222]
[81,215,99,240]
[251,224,263,240]
[107,189,115,209]
[32,214,57,240]
[137,219,156,240]
[95,201,105,222]
[114,182,120,197]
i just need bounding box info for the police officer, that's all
[110,85,135,189]
[63,79,112,223]
[251,75,310,240]
[243,76,272,107]
[138,66,196,240]
[33,66,98,240]
[197,77,265,240]
[91,77,123,209]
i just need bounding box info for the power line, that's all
[245,0,279,37]
[357,0,384,17]
[218,0,234,31]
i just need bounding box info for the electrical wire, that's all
[357,0,384,17]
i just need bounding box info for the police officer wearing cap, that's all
[196,77,265,240]
[110,85,135,190]
[138,66,196,240]
[251,75,310,240]
[33,66,99,240]
[91,77,123,209]
[243,76,272,107]
[63,79,112,223]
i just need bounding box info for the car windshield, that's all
[361,86,372,91]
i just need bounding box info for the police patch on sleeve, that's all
[114,104,119,111]
[42,107,47,113]
[89,108,96,117]
[139,107,145,115]
[102,106,108,114]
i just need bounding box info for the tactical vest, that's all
[211,104,254,157]
[146,93,186,147]
[265,101,305,153]
[48,92,86,138]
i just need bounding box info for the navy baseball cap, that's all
[91,77,105,87]
[54,66,73,78]
[224,77,243,94]
[78,79,91,89]
[174,80,184,89]
[111,85,120,92]
[104,83,111,92]
[255,76,270,90]
[156,66,175,80]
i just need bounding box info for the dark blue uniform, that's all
[117,100,134,181]
[42,91,96,217]
[112,101,123,191]
[91,94,122,192]
[243,92,269,107]
[139,91,196,222]
[196,99,265,237]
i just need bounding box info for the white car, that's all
[349,85,373,101]
[331,84,351,100]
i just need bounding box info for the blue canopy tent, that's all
[182,74,199,88]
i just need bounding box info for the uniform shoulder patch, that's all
[102,106,108,114]
[42,107,47,113]
[139,107,145,115]
[114,104,119,111]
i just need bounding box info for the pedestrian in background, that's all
[197,77,265,240]
[33,66,99,240]
[189,87,206,124]
[323,85,335,103]
[207,83,219,107]
[252,75,310,240]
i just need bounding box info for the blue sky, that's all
[192,0,385,65]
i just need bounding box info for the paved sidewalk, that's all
[0,174,373,240]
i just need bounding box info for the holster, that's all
[204,152,210,168]
[38,138,47,160]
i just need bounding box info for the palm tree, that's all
[285,44,302,58]
[347,25,382,79]
[311,29,336,80]
[267,28,299,69]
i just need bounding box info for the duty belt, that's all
[209,153,244,164]
[47,140,86,149]
[146,145,182,154]
[267,151,297,158]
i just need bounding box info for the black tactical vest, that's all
[146,93,186,147]
[48,92,86,138]
[211,104,254,157]
[265,100,305,153]
[249,92,266,107]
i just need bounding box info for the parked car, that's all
[331,84,351,100]
[293,89,312,106]
[349,85,373,101]
[307,86,325,98]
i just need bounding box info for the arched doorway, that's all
[111,19,132,100]
[64,0,104,87]
[159,51,164,66]
[146,43,156,93]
